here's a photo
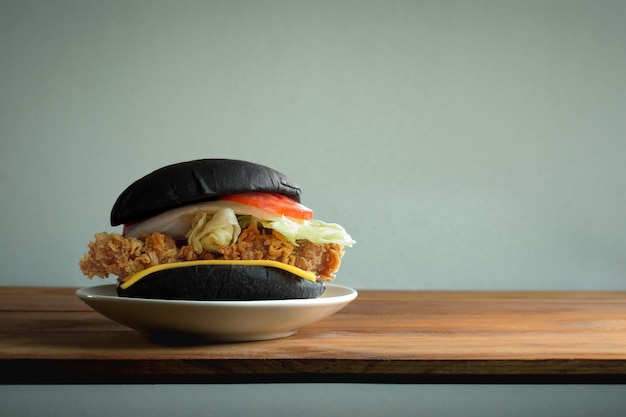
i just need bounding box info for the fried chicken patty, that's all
[79,224,344,283]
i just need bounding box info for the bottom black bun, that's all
[116,264,326,300]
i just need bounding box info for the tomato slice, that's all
[221,192,314,220]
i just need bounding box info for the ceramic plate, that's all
[76,284,357,342]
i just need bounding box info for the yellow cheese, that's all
[120,259,317,289]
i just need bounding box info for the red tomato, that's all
[221,192,314,220]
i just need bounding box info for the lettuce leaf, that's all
[187,208,241,253]
[261,217,355,247]
[183,207,355,254]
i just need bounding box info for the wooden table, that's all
[2,286,626,384]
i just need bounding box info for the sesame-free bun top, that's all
[110,159,303,226]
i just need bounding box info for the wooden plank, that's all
[0,286,89,312]
[2,287,626,383]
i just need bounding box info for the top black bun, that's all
[110,159,302,226]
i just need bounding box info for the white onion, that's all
[124,200,286,239]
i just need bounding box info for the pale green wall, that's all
[1,0,625,416]
[2,0,625,291]
[1,384,625,417]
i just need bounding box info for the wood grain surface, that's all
[2,287,626,384]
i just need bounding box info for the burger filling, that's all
[79,194,354,284]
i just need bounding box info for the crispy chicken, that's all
[79,224,344,283]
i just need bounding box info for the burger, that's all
[79,159,355,301]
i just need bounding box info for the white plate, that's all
[76,284,357,343]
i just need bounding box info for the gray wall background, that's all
[1,0,625,415]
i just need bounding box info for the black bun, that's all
[117,264,326,300]
[111,159,302,226]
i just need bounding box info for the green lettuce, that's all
[187,208,241,253]
[186,208,355,253]
[261,217,355,247]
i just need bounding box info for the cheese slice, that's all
[120,259,317,289]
